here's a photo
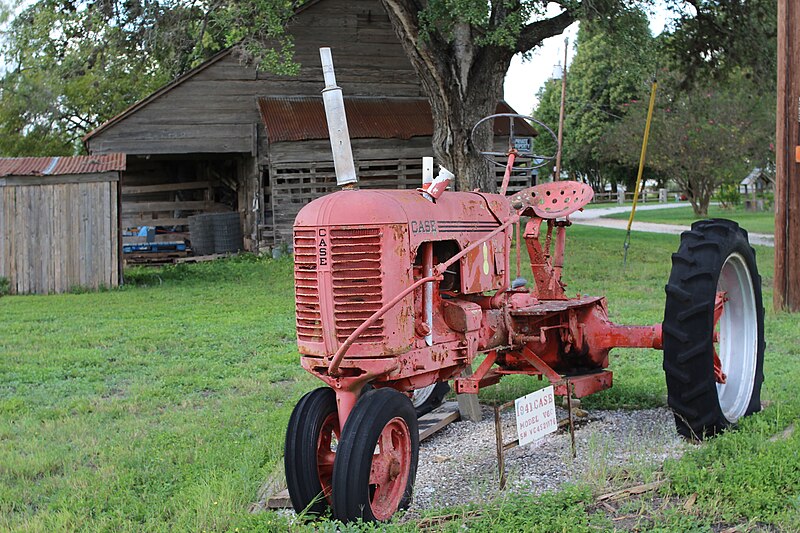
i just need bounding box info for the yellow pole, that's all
[626,80,658,231]
[623,80,657,268]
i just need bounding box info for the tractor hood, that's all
[294,189,512,232]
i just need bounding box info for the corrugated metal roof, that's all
[0,153,126,177]
[258,97,536,142]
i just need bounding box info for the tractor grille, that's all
[330,227,384,343]
[293,229,322,343]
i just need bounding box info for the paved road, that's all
[572,202,775,247]
[571,202,694,219]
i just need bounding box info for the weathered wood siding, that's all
[267,137,534,244]
[87,0,422,156]
[0,176,120,294]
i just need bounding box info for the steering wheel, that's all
[470,113,559,171]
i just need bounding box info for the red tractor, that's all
[283,49,765,523]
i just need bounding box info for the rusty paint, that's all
[524,219,568,300]
[555,371,613,398]
[510,181,594,219]
[713,291,728,384]
[258,98,533,143]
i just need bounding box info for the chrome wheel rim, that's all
[411,384,436,408]
[716,252,758,422]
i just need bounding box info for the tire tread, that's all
[662,218,765,439]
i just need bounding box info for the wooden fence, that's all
[268,158,534,244]
[0,176,120,294]
[590,189,680,204]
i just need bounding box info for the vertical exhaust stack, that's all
[320,47,358,189]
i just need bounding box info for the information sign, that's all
[515,385,558,446]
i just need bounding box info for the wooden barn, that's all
[0,154,124,294]
[83,0,536,251]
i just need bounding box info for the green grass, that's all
[0,256,314,531]
[604,205,776,234]
[0,227,797,531]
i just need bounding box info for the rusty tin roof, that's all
[0,153,126,178]
[258,97,535,142]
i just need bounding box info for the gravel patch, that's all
[410,405,689,512]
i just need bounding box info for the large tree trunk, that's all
[424,43,511,192]
[382,6,511,191]
[684,177,712,216]
[380,1,574,192]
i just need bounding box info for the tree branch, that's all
[489,0,512,30]
[379,0,448,98]
[515,9,576,54]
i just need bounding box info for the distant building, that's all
[739,167,773,196]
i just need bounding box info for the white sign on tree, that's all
[515,385,558,446]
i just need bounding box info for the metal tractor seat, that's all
[509,181,594,219]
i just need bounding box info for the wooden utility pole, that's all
[775,0,800,312]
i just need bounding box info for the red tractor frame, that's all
[283,107,765,523]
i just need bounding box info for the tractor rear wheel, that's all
[332,388,419,522]
[284,387,339,516]
[663,219,765,439]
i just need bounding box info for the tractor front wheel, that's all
[663,219,765,439]
[284,387,339,516]
[332,388,419,522]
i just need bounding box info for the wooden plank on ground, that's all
[175,252,236,263]
[124,251,189,263]
[266,489,292,509]
[419,401,460,441]
[596,480,666,502]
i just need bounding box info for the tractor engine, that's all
[293,188,513,391]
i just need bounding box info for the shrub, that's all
[716,183,741,208]
[0,276,9,296]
